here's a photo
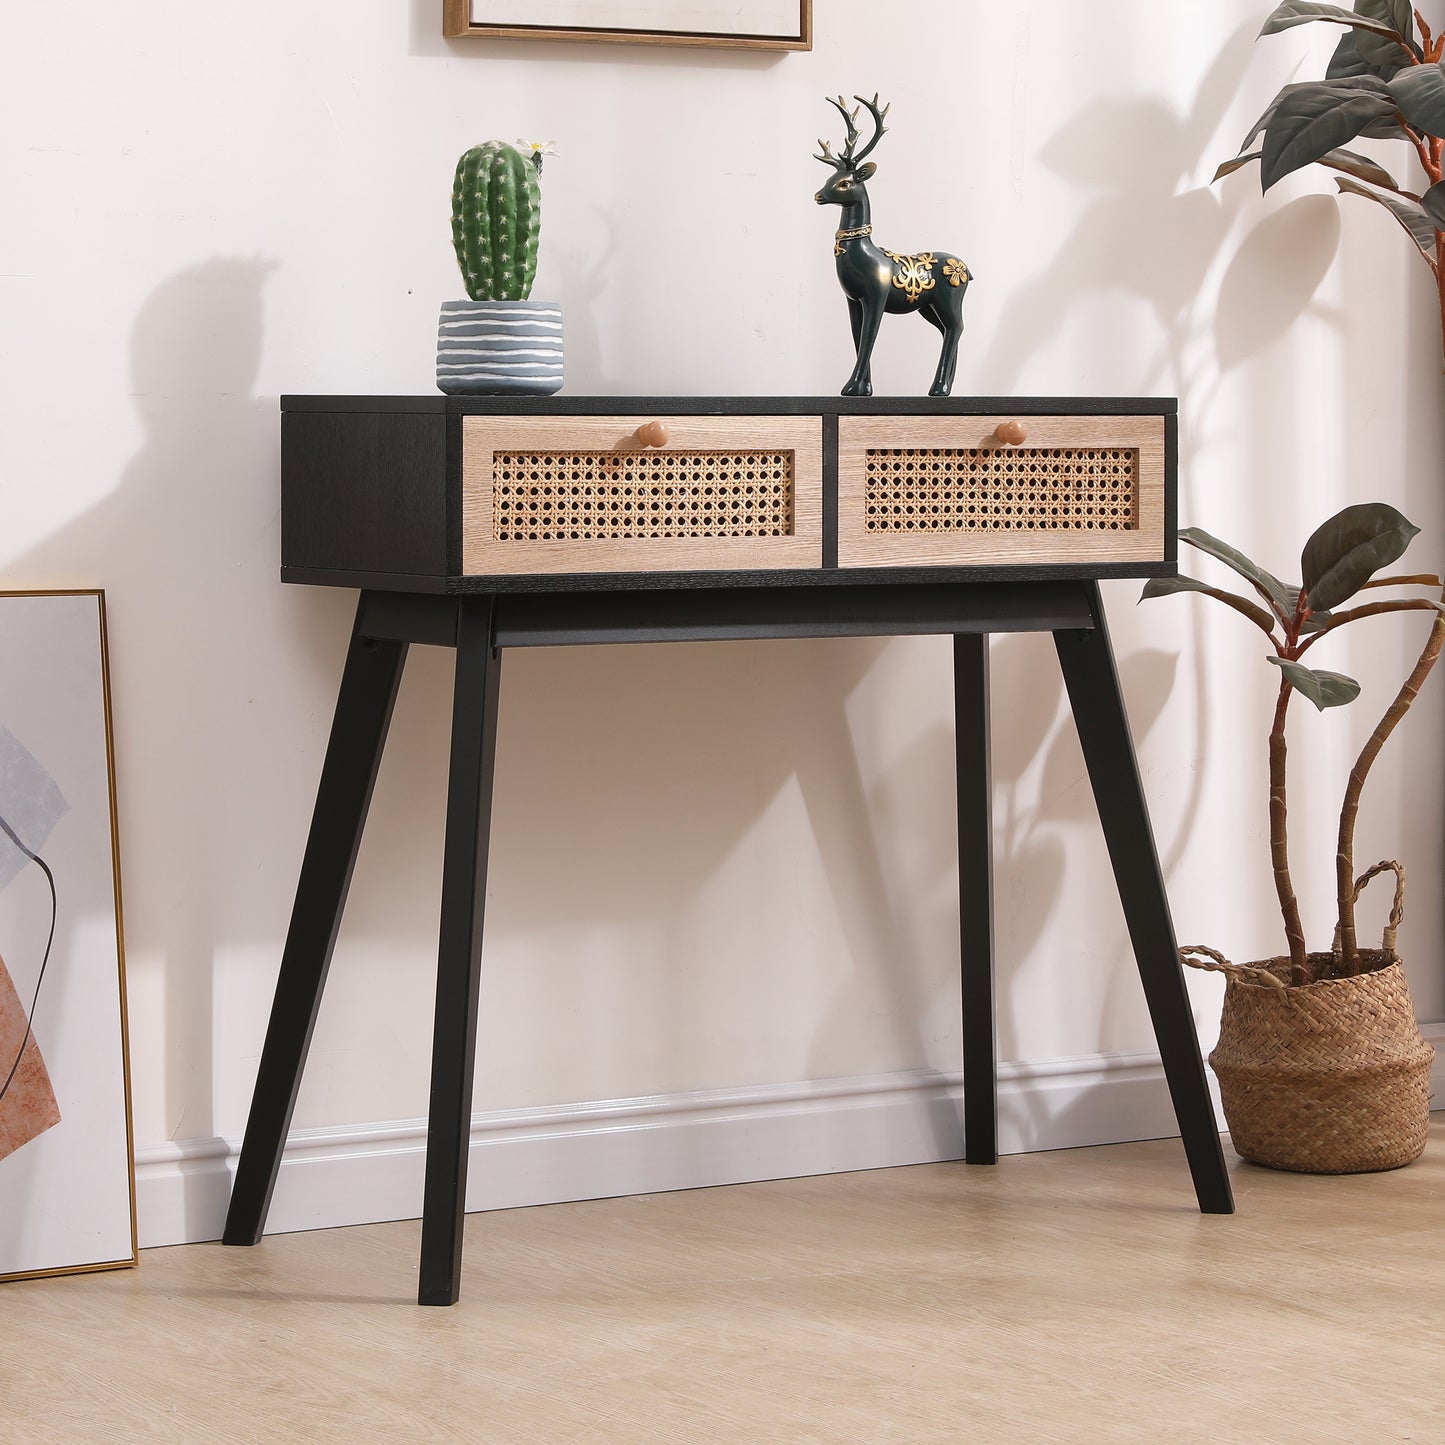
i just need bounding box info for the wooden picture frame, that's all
[443,0,812,49]
[0,591,135,1283]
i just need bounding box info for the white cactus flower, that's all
[515,139,559,173]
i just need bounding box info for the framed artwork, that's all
[443,0,812,49]
[0,591,135,1283]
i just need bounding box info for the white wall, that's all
[3,1,1442,1246]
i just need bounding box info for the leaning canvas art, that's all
[0,591,134,1282]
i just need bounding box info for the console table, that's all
[223,395,1233,1306]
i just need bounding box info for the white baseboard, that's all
[135,1023,1445,1250]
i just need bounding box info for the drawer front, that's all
[837,414,1166,569]
[461,415,823,574]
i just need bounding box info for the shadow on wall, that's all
[969,16,1349,1106]
[992,635,1184,1149]
[965,36,1247,1080]
[6,259,348,1232]
[488,623,1185,1161]
[974,19,1252,394]
[1214,196,1341,370]
[472,627,1098,1137]
[470,634,967,1095]
[983,15,1341,392]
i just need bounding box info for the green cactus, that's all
[451,141,542,303]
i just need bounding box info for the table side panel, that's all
[282,410,450,580]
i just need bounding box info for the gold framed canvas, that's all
[443,0,812,49]
[0,591,135,1283]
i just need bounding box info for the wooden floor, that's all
[8,1122,1444,1443]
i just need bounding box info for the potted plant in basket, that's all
[437,139,563,396]
[1216,1,1445,357]
[1143,504,1441,1172]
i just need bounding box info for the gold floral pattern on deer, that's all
[884,250,937,304]
[943,257,970,287]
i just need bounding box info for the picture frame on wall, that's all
[0,590,135,1284]
[443,0,812,50]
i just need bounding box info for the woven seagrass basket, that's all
[1183,862,1435,1174]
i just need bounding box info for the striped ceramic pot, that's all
[436,299,564,395]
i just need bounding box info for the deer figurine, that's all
[814,94,971,397]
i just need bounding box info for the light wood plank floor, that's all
[7,1122,1444,1444]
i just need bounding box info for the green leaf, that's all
[1355,27,1415,67]
[1240,78,1399,152]
[1352,0,1417,65]
[1316,146,1401,189]
[1326,28,1408,78]
[1335,177,1438,256]
[1356,0,1418,45]
[1357,112,1411,141]
[1422,180,1445,228]
[1388,61,1445,137]
[1214,151,1261,181]
[1260,1,1413,40]
[1327,29,1372,77]
[1267,656,1362,709]
[1301,502,1420,610]
[1242,92,1287,150]
[1140,575,1279,632]
[1180,527,1300,620]
[1261,79,1399,190]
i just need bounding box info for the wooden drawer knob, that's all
[635,421,671,448]
[994,420,1028,446]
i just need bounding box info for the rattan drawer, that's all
[461,415,823,575]
[837,414,1166,569]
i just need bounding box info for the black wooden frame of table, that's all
[222,576,1234,1306]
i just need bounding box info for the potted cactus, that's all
[437,139,562,396]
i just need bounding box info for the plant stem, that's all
[1268,675,1308,981]
[1298,597,1445,654]
[1438,232,1445,365]
[1335,608,1445,970]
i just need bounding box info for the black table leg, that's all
[954,632,997,1165]
[1053,583,1234,1215]
[224,598,409,1245]
[418,596,503,1305]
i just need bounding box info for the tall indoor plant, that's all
[1216,1,1445,357]
[1144,503,1441,1172]
[1190,2,1445,1171]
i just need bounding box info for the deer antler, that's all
[828,96,861,155]
[849,93,890,167]
[814,95,861,169]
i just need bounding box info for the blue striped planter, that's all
[436,300,564,396]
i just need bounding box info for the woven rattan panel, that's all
[493,450,796,541]
[864,447,1139,533]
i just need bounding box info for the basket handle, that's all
[1329,859,1405,955]
[1178,944,1288,990]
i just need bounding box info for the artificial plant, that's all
[1143,502,1445,984]
[450,140,549,303]
[1218,1,1445,357]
